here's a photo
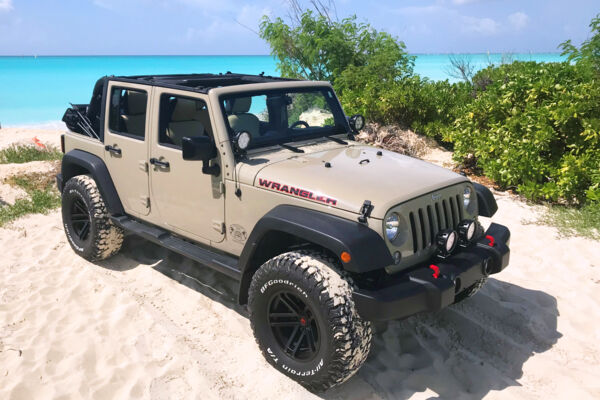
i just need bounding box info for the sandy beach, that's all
[1,127,599,399]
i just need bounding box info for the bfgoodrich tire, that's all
[248,250,372,392]
[61,175,123,261]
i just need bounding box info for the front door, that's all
[103,82,151,217]
[148,88,225,243]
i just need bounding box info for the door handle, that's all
[105,145,122,155]
[149,158,170,168]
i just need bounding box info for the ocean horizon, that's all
[0,53,565,126]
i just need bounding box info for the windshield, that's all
[221,88,349,150]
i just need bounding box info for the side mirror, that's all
[348,114,366,133]
[182,136,220,176]
[182,136,216,161]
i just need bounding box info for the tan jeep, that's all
[58,73,510,391]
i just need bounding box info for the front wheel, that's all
[248,251,372,392]
[454,277,487,304]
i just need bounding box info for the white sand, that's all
[1,128,599,399]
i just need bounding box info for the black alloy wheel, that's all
[268,290,320,361]
[69,197,92,241]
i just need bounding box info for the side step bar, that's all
[111,216,241,281]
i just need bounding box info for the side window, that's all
[158,94,212,148]
[108,87,147,139]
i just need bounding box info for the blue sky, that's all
[0,0,597,55]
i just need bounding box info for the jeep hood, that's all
[246,145,468,219]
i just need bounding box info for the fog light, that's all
[457,219,476,245]
[436,229,458,257]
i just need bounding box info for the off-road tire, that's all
[454,277,487,304]
[248,250,372,392]
[61,175,123,261]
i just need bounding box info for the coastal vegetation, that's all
[0,143,62,164]
[0,168,61,227]
[260,7,600,237]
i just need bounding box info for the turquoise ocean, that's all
[0,53,565,126]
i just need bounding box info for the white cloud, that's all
[461,16,500,35]
[186,4,269,41]
[0,0,13,12]
[395,5,443,15]
[452,0,478,5]
[508,12,529,30]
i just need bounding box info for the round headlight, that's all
[436,229,458,256]
[235,131,252,151]
[446,231,457,252]
[457,219,476,244]
[463,186,472,208]
[385,214,400,241]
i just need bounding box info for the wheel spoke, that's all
[269,312,297,319]
[79,221,90,239]
[290,329,307,357]
[74,201,87,215]
[285,325,300,352]
[270,321,301,327]
[71,214,90,222]
[307,328,317,352]
[278,294,300,316]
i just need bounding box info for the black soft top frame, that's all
[109,72,299,94]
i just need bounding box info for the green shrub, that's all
[337,72,472,142]
[446,61,600,203]
[0,144,62,164]
[259,11,413,84]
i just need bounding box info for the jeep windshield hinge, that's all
[358,200,373,223]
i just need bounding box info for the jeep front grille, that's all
[408,194,464,253]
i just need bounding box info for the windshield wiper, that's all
[326,135,347,145]
[279,143,304,153]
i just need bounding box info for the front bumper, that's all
[353,223,510,321]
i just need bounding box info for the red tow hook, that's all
[485,235,495,247]
[429,264,440,279]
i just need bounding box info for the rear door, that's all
[148,87,225,243]
[103,82,151,217]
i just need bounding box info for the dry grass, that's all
[356,123,435,158]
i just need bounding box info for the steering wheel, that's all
[290,120,310,129]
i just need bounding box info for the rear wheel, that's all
[61,175,123,261]
[248,250,371,392]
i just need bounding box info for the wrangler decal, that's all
[258,179,337,206]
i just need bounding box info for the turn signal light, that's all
[340,251,352,263]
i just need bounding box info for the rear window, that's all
[108,87,148,139]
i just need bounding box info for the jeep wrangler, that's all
[58,73,510,391]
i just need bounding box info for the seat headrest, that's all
[171,99,201,122]
[127,91,147,115]
[231,97,251,114]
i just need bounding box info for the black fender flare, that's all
[237,205,394,304]
[60,149,125,216]
[473,182,498,217]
